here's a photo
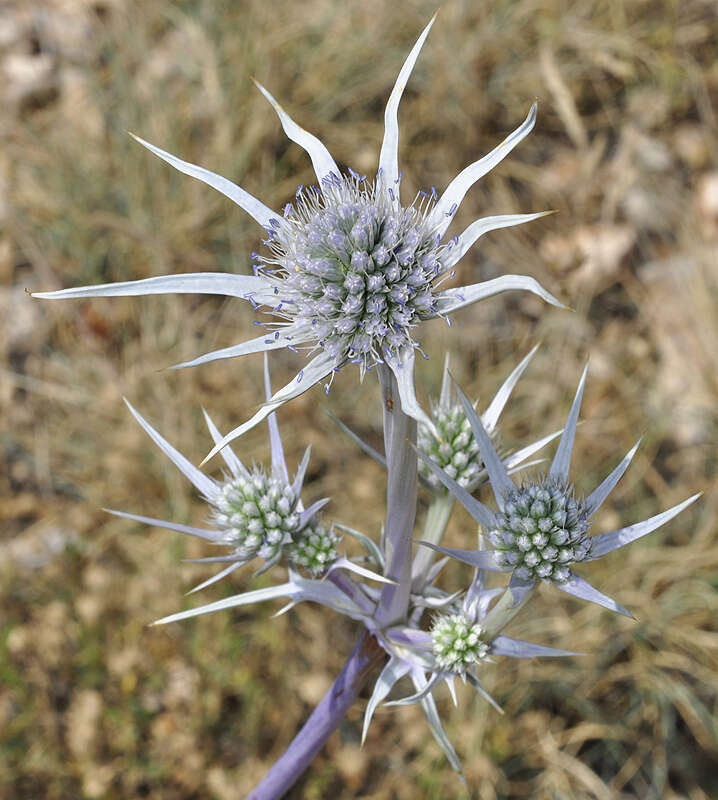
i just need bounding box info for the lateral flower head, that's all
[418,346,554,492]
[362,566,578,775]
[419,365,701,616]
[287,521,339,578]
[33,15,564,461]
[419,403,486,490]
[211,467,302,565]
[490,479,591,583]
[106,359,331,590]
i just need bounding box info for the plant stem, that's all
[246,366,418,798]
[328,570,376,616]
[411,492,454,588]
[246,631,384,800]
[374,364,418,626]
[482,581,536,638]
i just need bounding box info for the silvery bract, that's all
[33,14,563,461]
[419,366,701,617]
[329,345,560,492]
[112,391,391,621]
[110,357,367,590]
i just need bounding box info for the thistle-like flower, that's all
[489,479,590,583]
[108,359,330,589]
[33,14,563,461]
[419,366,701,616]
[363,566,577,774]
[287,521,340,578]
[430,612,490,671]
[210,467,302,567]
[329,345,559,496]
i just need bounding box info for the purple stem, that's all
[328,569,376,615]
[246,632,384,799]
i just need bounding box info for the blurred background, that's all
[1,0,717,797]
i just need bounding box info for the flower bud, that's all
[431,613,490,673]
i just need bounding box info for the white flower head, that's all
[34,15,564,462]
[431,612,490,672]
[287,521,340,578]
[418,346,558,492]
[362,568,578,774]
[210,466,302,564]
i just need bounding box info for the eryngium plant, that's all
[33,15,700,798]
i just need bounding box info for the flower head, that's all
[362,564,578,774]
[490,479,591,582]
[33,15,564,462]
[262,171,453,379]
[431,612,490,672]
[419,366,701,616]
[287,521,339,578]
[211,466,302,564]
[418,347,553,492]
[419,403,487,490]
[107,359,331,590]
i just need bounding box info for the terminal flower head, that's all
[419,366,701,616]
[33,14,563,461]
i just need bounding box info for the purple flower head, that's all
[258,170,451,378]
[33,15,564,463]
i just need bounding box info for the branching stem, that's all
[411,491,454,587]
[247,367,419,797]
